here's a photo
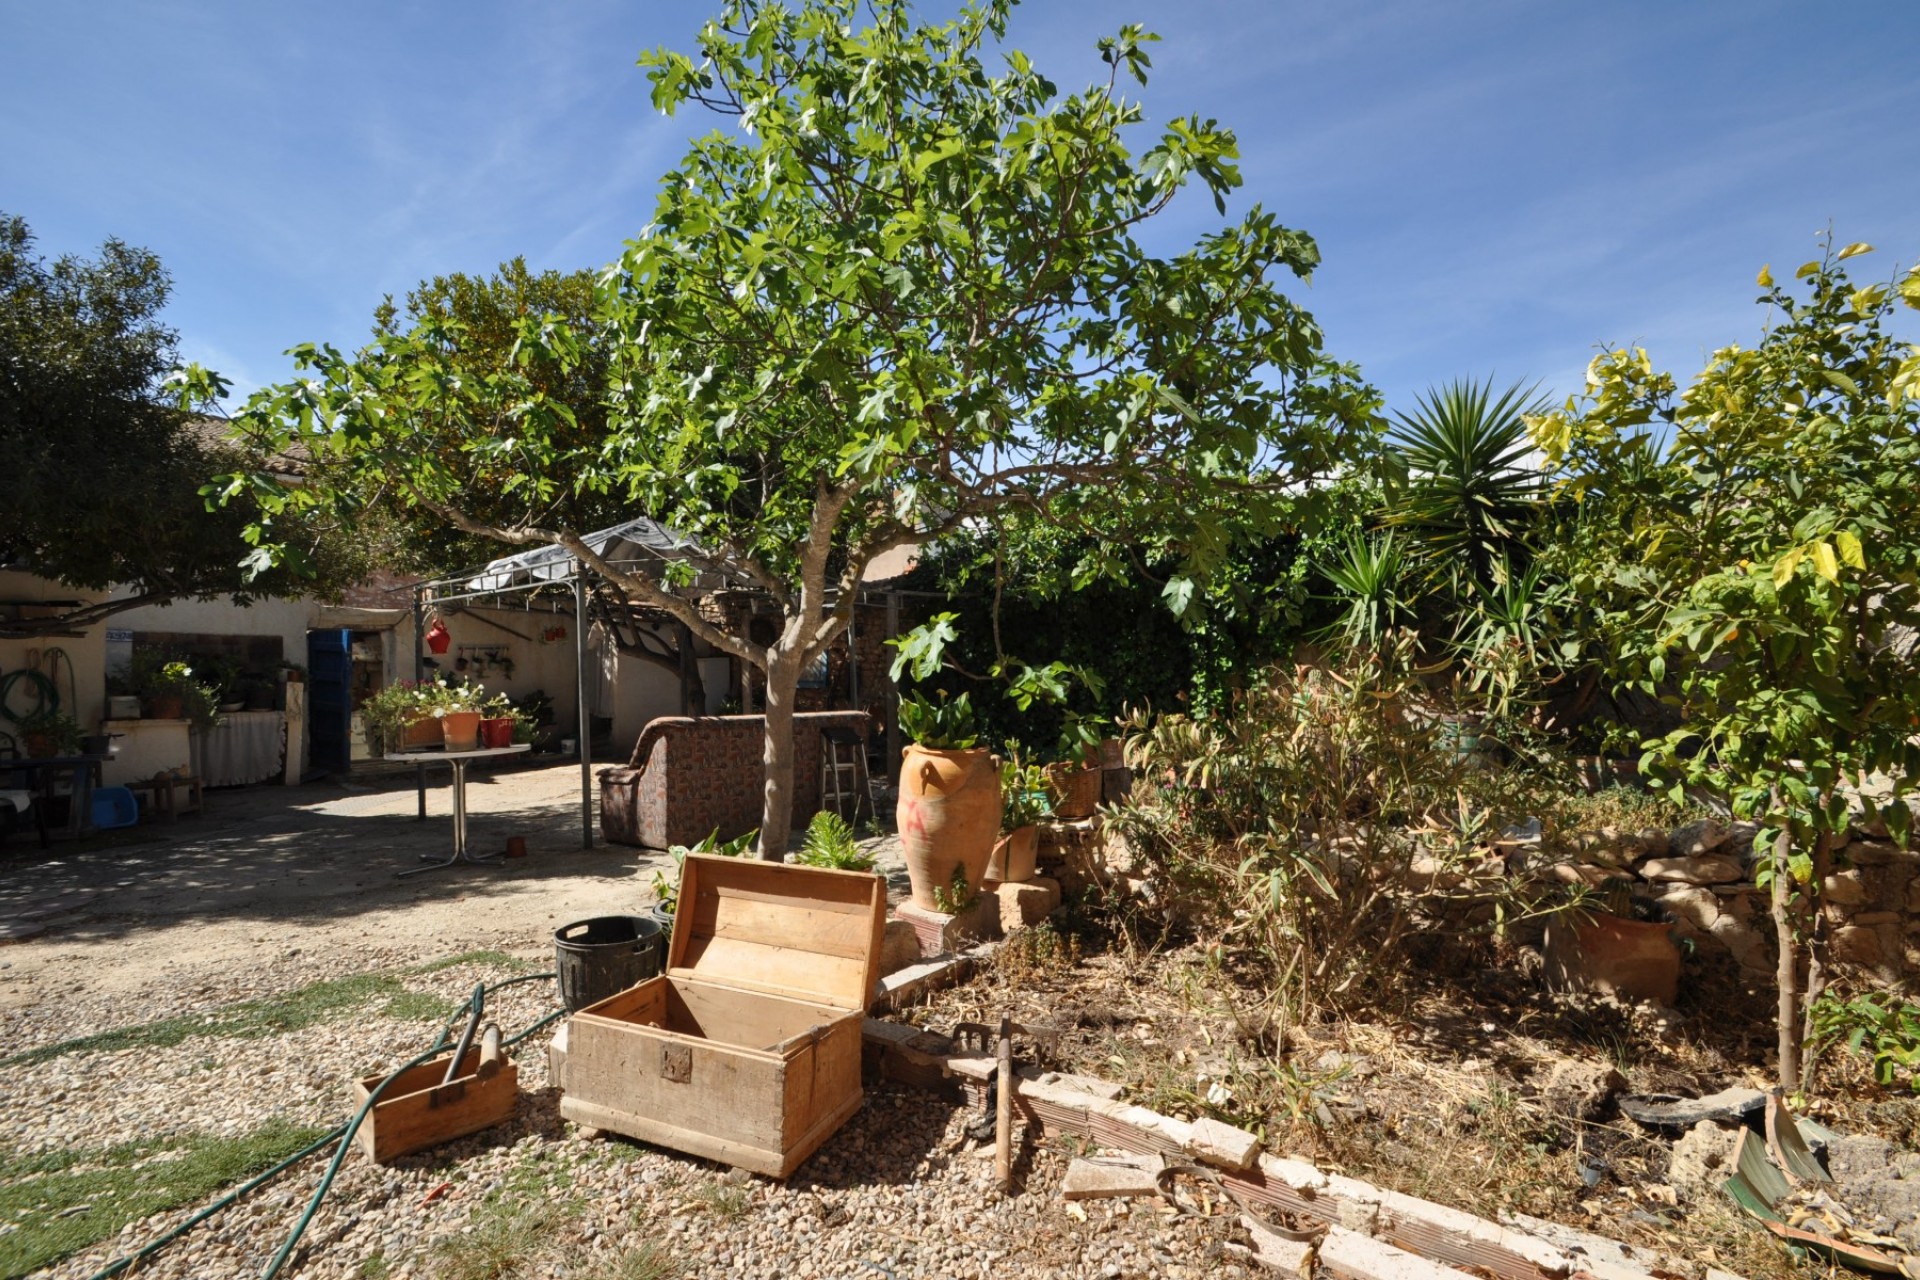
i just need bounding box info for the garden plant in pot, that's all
[1043,713,1105,821]
[987,755,1048,884]
[648,827,757,929]
[14,708,84,759]
[896,691,1000,912]
[131,653,219,728]
[361,677,490,754]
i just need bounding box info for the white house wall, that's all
[0,570,109,730]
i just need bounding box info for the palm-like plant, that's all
[1319,531,1413,654]
[1384,378,1549,586]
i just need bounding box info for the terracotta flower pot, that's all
[986,825,1039,884]
[401,717,442,751]
[1045,762,1102,820]
[440,710,483,752]
[145,695,185,720]
[897,744,1000,910]
[1544,911,1680,1005]
[480,716,514,749]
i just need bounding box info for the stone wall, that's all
[1539,815,1919,987]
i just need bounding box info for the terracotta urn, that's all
[986,825,1039,884]
[897,744,1001,910]
[440,710,483,752]
[1544,911,1680,1005]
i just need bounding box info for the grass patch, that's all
[0,1117,328,1279]
[1,972,461,1068]
[428,1160,587,1280]
[681,1177,752,1221]
[584,1243,680,1280]
[429,1201,572,1280]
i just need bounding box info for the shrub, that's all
[1106,635,1555,1031]
[794,811,875,872]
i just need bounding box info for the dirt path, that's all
[0,762,678,1035]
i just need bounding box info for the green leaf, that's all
[1161,576,1196,617]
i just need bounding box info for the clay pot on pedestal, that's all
[986,825,1039,884]
[1544,911,1680,1005]
[897,744,1001,910]
[440,710,483,752]
[1045,762,1102,820]
[145,695,186,721]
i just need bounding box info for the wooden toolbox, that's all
[557,854,886,1178]
[352,1043,517,1164]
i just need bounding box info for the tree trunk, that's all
[1799,822,1835,1087]
[1771,807,1800,1094]
[757,651,802,860]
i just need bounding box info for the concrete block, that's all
[895,895,1002,957]
[1061,1153,1160,1200]
[1187,1115,1261,1172]
[1320,1226,1478,1280]
[996,876,1062,931]
[1242,1214,1316,1277]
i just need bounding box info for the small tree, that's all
[1535,237,1920,1091]
[202,0,1371,855]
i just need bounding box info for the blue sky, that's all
[6,1,1917,416]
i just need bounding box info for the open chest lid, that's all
[668,853,888,1011]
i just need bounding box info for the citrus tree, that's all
[198,0,1373,855]
[1535,238,1920,1090]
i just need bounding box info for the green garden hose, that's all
[84,972,564,1280]
[0,666,59,723]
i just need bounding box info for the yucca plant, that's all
[1384,378,1549,587]
[1319,530,1413,654]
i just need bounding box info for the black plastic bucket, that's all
[554,915,664,1012]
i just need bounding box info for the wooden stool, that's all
[134,771,205,823]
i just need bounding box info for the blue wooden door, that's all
[306,629,352,776]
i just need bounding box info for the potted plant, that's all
[895,690,1000,912]
[14,708,84,758]
[1042,713,1105,821]
[648,828,757,930]
[987,756,1049,883]
[361,678,488,753]
[793,810,877,873]
[479,695,516,749]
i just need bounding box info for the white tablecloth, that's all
[200,711,285,787]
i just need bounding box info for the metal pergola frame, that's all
[406,539,918,851]
[410,553,681,850]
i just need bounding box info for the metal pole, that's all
[414,586,426,821]
[574,568,593,849]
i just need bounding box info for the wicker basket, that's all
[1045,763,1102,820]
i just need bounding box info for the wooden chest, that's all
[557,854,886,1177]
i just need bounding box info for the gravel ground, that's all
[3,768,1252,1279]
[13,952,1255,1280]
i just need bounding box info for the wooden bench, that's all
[129,772,204,823]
